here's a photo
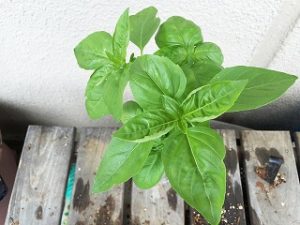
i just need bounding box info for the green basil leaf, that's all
[85,65,115,119]
[155,46,188,65]
[194,42,223,65]
[190,120,211,128]
[182,80,248,123]
[133,150,164,189]
[162,126,226,225]
[74,31,113,70]
[113,8,130,62]
[210,66,298,112]
[102,69,128,120]
[181,63,197,95]
[130,6,160,52]
[114,110,176,142]
[181,60,223,95]
[161,95,181,118]
[155,16,203,48]
[130,55,187,109]
[122,101,143,123]
[93,137,153,192]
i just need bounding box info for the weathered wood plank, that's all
[68,128,124,225]
[241,130,300,225]
[190,129,247,225]
[5,126,74,225]
[131,177,185,225]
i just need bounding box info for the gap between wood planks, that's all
[235,132,252,225]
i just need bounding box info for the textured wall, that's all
[0,0,300,134]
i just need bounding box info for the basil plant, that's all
[74,7,297,225]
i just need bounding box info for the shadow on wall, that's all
[0,101,121,139]
[220,97,300,131]
[0,101,35,139]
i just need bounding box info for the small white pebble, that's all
[281,202,285,207]
[238,205,243,210]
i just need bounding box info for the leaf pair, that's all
[75,7,161,121]
[155,16,225,97]
[115,55,247,142]
[155,16,223,66]
[74,9,130,120]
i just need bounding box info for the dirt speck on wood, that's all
[35,205,43,220]
[167,188,177,211]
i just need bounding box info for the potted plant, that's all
[74,7,297,225]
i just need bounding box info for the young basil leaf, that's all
[162,126,226,225]
[210,66,298,112]
[177,119,188,133]
[181,60,223,95]
[114,110,176,142]
[130,6,160,53]
[74,31,113,70]
[133,150,164,189]
[155,16,203,48]
[182,80,248,123]
[122,101,143,123]
[93,137,153,193]
[130,55,187,109]
[85,65,115,119]
[102,69,129,120]
[194,42,224,65]
[161,95,181,118]
[113,8,130,62]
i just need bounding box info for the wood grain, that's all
[241,130,300,225]
[68,127,124,225]
[190,129,247,225]
[5,126,74,225]
[131,177,185,225]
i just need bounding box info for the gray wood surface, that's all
[241,130,300,225]
[131,177,185,225]
[190,129,247,225]
[5,126,74,225]
[68,128,124,225]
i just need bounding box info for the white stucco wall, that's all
[1,0,300,134]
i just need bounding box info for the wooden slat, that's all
[241,130,300,225]
[5,126,74,225]
[131,177,185,225]
[190,129,247,225]
[68,128,124,225]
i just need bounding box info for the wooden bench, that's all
[4,126,300,225]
